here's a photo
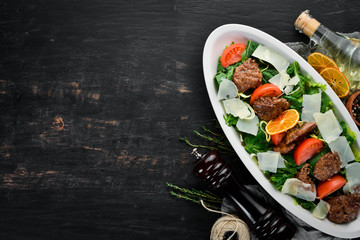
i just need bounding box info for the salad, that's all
[215,40,360,223]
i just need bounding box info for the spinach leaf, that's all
[286,64,295,77]
[223,114,238,127]
[340,120,356,146]
[295,197,317,211]
[214,57,242,85]
[217,56,225,72]
[305,80,327,94]
[241,41,259,62]
[290,60,326,95]
[215,72,227,85]
[283,95,303,114]
[225,62,242,80]
[261,68,278,84]
[320,92,333,113]
[243,129,272,154]
[270,154,300,189]
[351,145,360,162]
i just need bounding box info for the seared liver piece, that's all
[253,96,290,121]
[232,58,262,93]
[327,193,360,224]
[285,122,317,144]
[295,163,315,191]
[273,141,296,154]
[313,152,342,181]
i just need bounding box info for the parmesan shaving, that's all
[281,178,316,201]
[312,200,330,219]
[284,85,294,95]
[343,162,360,194]
[313,110,342,143]
[302,93,321,122]
[236,115,259,136]
[243,102,255,120]
[269,72,290,91]
[288,75,300,86]
[222,98,251,119]
[328,136,355,167]
[218,79,238,100]
[252,45,290,72]
[257,151,285,173]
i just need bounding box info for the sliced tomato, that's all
[271,132,286,146]
[317,175,347,199]
[250,83,282,105]
[220,43,246,68]
[294,138,324,166]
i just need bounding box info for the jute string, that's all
[200,200,250,240]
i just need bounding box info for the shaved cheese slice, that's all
[257,151,285,173]
[280,72,290,89]
[269,72,290,90]
[281,178,316,201]
[223,98,251,119]
[284,85,294,95]
[269,73,281,88]
[312,200,330,220]
[302,93,321,122]
[236,115,259,136]
[218,79,238,100]
[283,75,300,95]
[288,75,300,86]
[343,162,360,194]
[243,102,255,120]
[252,45,290,72]
[328,136,355,167]
[313,110,342,143]
[257,151,278,173]
[277,155,286,169]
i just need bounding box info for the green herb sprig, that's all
[166,182,222,210]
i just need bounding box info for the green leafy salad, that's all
[215,40,360,221]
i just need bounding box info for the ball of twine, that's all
[200,200,250,240]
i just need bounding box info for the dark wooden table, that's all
[1,1,359,239]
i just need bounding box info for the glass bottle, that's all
[191,148,297,240]
[294,10,360,93]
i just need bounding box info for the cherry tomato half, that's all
[271,132,286,146]
[220,43,246,68]
[317,175,347,199]
[250,83,282,105]
[294,138,324,166]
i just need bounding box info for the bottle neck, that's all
[310,24,328,44]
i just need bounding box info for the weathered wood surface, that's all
[0,0,359,239]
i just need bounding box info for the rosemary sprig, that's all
[179,125,236,156]
[179,137,219,151]
[201,125,223,138]
[166,182,222,210]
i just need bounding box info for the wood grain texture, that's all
[0,0,359,239]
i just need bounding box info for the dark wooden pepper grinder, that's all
[191,148,297,240]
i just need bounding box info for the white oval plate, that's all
[202,24,360,239]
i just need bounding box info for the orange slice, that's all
[320,67,350,98]
[266,109,299,135]
[308,52,338,73]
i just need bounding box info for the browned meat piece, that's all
[253,96,290,121]
[232,58,262,93]
[285,122,317,144]
[327,193,360,224]
[313,152,342,181]
[273,141,296,154]
[295,163,316,192]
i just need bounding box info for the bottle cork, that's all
[294,10,321,37]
